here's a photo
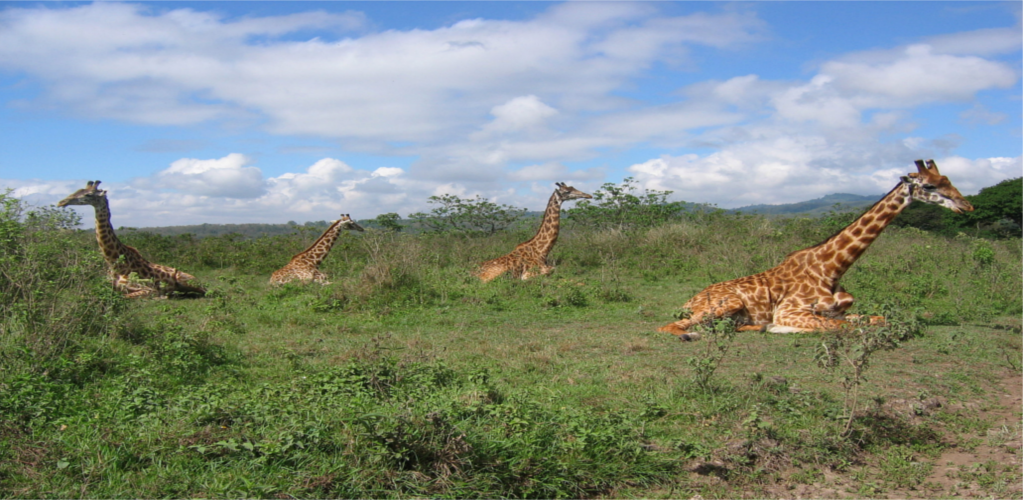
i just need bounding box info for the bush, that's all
[409,194,527,235]
[566,177,688,231]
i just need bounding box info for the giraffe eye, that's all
[922,184,936,191]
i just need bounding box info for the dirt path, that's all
[920,373,1022,498]
[765,372,1022,499]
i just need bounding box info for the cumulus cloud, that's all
[628,149,1021,208]
[10,156,433,226]
[475,95,559,138]
[619,31,1021,208]
[0,2,763,145]
[822,45,1017,106]
[0,3,1018,224]
[147,153,265,198]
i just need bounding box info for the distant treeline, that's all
[119,221,333,239]
[119,177,1021,240]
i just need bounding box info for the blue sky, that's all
[0,1,1020,227]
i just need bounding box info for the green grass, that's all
[1,207,1021,498]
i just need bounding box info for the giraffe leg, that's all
[477,259,509,283]
[768,309,848,333]
[312,270,331,285]
[832,290,854,315]
[736,325,767,332]
[112,274,159,299]
[520,265,553,280]
[843,314,887,326]
[811,290,884,325]
[657,292,747,341]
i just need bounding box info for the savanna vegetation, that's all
[1,180,1021,498]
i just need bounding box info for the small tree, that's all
[409,194,526,235]
[685,316,738,392]
[372,212,403,232]
[566,177,684,231]
[814,309,921,437]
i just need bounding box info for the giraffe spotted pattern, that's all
[58,180,206,298]
[269,214,364,285]
[477,182,592,282]
[658,160,974,340]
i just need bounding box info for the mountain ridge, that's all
[727,192,880,215]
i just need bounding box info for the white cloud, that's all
[477,95,558,136]
[372,167,404,178]
[153,153,266,198]
[960,103,1007,126]
[0,2,763,147]
[628,147,1022,208]
[927,156,1023,193]
[822,45,1017,106]
[0,3,1018,223]
[926,25,1023,56]
[617,30,1021,209]
[507,162,605,182]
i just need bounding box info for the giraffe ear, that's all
[914,160,928,175]
[900,175,913,184]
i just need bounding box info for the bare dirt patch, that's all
[919,373,1022,498]
[765,373,1022,499]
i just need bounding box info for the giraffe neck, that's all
[812,181,912,282]
[528,191,563,256]
[293,219,346,266]
[91,197,132,265]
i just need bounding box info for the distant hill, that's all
[728,193,880,216]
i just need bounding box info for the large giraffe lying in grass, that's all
[658,160,974,341]
[58,180,206,298]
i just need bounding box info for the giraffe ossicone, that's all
[476,182,592,282]
[57,180,206,298]
[269,214,365,285]
[658,159,974,340]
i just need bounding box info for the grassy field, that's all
[1,204,1021,498]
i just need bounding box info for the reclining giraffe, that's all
[476,182,592,282]
[58,180,206,298]
[269,214,364,285]
[658,160,974,340]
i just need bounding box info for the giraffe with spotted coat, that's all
[658,160,974,340]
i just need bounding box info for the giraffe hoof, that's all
[678,333,701,342]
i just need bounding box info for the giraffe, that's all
[57,180,206,298]
[476,182,592,282]
[269,214,364,285]
[658,160,974,341]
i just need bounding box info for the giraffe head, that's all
[901,160,974,214]
[58,180,107,208]
[336,214,365,232]
[554,182,593,202]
